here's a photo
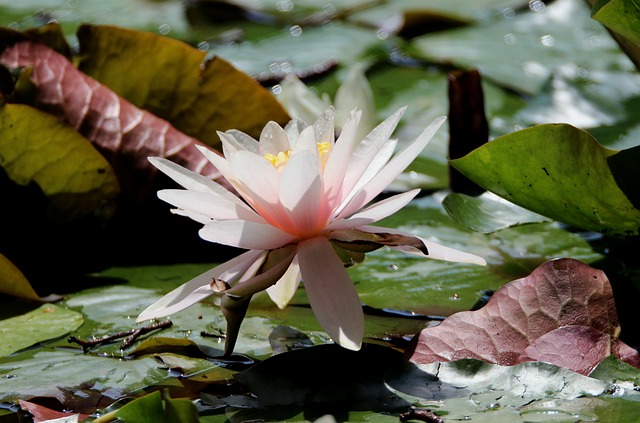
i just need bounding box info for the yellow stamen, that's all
[264,143,332,171]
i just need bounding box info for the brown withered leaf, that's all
[76,24,290,145]
[0,32,221,200]
[406,258,640,375]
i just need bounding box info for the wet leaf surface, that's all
[442,192,552,233]
[451,123,640,235]
[406,258,640,374]
[0,304,83,357]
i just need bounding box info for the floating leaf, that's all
[0,253,40,301]
[19,400,85,423]
[76,24,289,144]
[442,192,552,233]
[0,350,219,410]
[0,102,119,220]
[450,123,640,235]
[411,0,631,95]
[208,23,381,81]
[406,258,640,374]
[115,391,200,423]
[349,196,601,316]
[0,304,84,357]
[592,0,640,45]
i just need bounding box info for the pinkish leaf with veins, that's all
[406,258,640,375]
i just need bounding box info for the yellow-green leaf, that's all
[76,24,290,145]
[0,304,84,357]
[0,253,39,301]
[0,102,119,221]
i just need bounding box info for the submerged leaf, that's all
[450,123,640,235]
[406,258,640,374]
[0,304,84,357]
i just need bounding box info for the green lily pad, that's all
[0,350,218,406]
[0,0,191,40]
[451,123,640,235]
[0,102,119,221]
[349,195,601,315]
[442,192,552,233]
[76,24,289,144]
[207,22,382,80]
[411,0,632,95]
[592,0,640,45]
[0,304,83,357]
[115,390,200,423]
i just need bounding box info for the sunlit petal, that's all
[360,225,486,265]
[340,107,405,197]
[158,189,263,222]
[200,220,297,250]
[219,131,259,156]
[259,121,292,155]
[229,150,292,226]
[323,109,361,206]
[338,116,445,218]
[279,150,325,233]
[136,250,264,321]
[298,236,364,351]
[328,189,420,231]
[149,157,226,195]
[267,254,302,309]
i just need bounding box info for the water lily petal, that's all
[335,138,397,217]
[284,118,307,147]
[340,107,405,198]
[290,124,320,156]
[279,150,325,234]
[171,208,212,224]
[259,121,292,156]
[229,150,293,227]
[334,64,376,142]
[200,220,297,250]
[312,107,335,145]
[338,116,445,218]
[278,73,330,126]
[136,250,264,321]
[223,129,260,154]
[360,225,486,265]
[298,236,364,351]
[196,145,236,185]
[225,246,298,297]
[267,254,302,309]
[328,189,420,231]
[149,157,226,195]
[158,189,263,222]
[323,109,361,206]
[219,130,259,157]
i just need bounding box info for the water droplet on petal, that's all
[158,24,171,35]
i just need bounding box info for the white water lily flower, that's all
[137,107,486,353]
[277,64,376,142]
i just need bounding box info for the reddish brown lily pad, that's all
[406,258,640,375]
